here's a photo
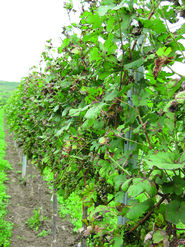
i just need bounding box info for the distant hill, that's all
[0,80,19,106]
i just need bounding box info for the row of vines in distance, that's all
[5,0,185,246]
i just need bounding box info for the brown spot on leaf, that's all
[153,56,173,79]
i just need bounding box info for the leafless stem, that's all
[135,107,152,149]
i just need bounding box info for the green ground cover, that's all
[0,80,19,106]
[0,109,13,246]
[43,167,117,234]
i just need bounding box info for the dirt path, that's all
[4,123,79,247]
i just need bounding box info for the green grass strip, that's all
[0,108,13,247]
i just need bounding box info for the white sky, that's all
[0,0,75,82]
[0,0,184,82]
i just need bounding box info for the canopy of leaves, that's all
[5,0,185,246]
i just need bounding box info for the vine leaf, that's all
[69,105,89,117]
[156,47,172,57]
[144,152,185,170]
[162,176,185,196]
[141,18,167,33]
[152,230,168,244]
[121,178,132,192]
[104,90,118,102]
[84,102,106,119]
[132,89,149,106]
[97,5,114,16]
[124,58,143,70]
[85,13,102,28]
[127,178,156,198]
[165,201,185,224]
[113,236,123,247]
[127,199,154,220]
[89,47,102,62]
[55,120,72,136]
[175,91,185,103]
[177,23,185,35]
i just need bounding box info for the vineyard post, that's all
[81,171,88,247]
[18,150,22,163]
[13,133,17,149]
[13,139,22,161]
[118,35,145,231]
[29,161,33,196]
[52,171,58,247]
[38,173,43,220]
[22,154,27,179]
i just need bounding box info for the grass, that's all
[0,80,19,106]
[42,167,118,234]
[43,167,83,231]
[25,207,50,237]
[37,229,51,237]
[25,208,47,231]
[58,192,83,232]
[0,108,13,246]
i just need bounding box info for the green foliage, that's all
[0,80,19,106]
[5,0,185,246]
[37,229,50,237]
[26,208,47,231]
[58,192,83,232]
[0,110,13,247]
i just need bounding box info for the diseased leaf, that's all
[99,136,109,144]
[153,56,173,80]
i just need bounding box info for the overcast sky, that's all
[0,0,184,82]
[0,0,74,82]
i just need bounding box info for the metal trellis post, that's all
[118,35,145,238]
[22,154,27,179]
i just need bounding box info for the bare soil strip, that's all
[4,123,78,247]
